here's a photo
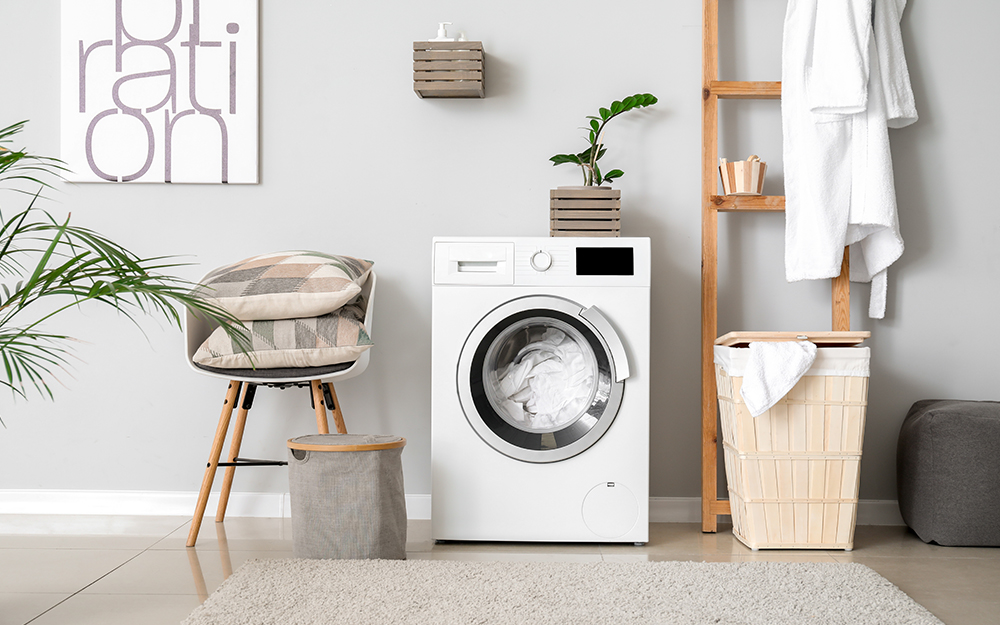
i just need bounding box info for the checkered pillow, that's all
[193,301,373,369]
[195,251,373,321]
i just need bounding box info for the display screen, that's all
[576,247,634,276]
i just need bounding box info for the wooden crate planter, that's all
[550,187,621,237]
[713,342,870,550]
[413,42,484,98]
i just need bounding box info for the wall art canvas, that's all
[60,0,258,184]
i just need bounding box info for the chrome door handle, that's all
[580,306,630,382]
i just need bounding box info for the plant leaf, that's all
[590,119,600,132]
[599,108,611,121]
[611,100,623,115]
[604,169,625,181]
[550,154,582,165]
[0,122,257,400]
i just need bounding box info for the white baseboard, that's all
[647,497,905,526]
[0,491,903,525]
[0,489,432,520]
[0,490,286,518]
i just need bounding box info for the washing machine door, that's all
[457,295,629,463]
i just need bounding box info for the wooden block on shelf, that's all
[413,41,484,99]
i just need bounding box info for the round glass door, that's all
[457,295,625,463]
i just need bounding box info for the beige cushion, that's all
[193,301,373,369]
[196,251,373,321]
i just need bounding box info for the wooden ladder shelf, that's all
[700,0,853,532]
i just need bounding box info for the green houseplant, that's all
[0,121,248,405]
[549,93,657,186]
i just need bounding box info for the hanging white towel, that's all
[739,341,818,418]
[782,0,917,319]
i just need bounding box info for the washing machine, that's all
[431,236,650,543]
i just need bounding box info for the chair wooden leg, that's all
[325,382,347,434]
[310,380,330,434]
[187,381,242,548]
[216,383,255,523]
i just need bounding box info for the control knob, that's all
[530,250,553,272]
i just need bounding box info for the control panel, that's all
[433,237,649,287]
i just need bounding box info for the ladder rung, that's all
[710,195,785,211]
[707,81,781,100]
[710,499,731,516]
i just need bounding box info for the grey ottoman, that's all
[897,400,1000,546]
[287,434,407,559]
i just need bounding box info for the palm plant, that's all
[549,93,657,186]
[0,120,249,406]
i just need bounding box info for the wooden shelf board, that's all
[708,80,781,99]
[710,195,785,211]
[710,500,731,516]
[413,41,483,51]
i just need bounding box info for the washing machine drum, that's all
[457,295,627,463]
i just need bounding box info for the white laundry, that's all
[782,0,917,318]
[739,341,818,418]
[496,328,594,430]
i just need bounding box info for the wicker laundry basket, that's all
[713,332,870,550]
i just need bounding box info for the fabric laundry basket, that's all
[287,434,406,560]
[714,335,870,550]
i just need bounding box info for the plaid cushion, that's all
[193,301,373,369]
[196,251,373,321]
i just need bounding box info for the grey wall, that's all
[0,0,996,504]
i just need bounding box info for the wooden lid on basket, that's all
[715,331,870,348]
[287,434,406,452]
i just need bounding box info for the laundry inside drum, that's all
[484,317,599,433]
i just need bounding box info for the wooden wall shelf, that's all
[413,41,485,98]
[707,81,782,100]
[710,195,786,211]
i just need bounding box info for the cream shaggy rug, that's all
[182,559,942,625]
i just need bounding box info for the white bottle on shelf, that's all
[430,22,454,42]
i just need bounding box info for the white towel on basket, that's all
[739,341,818,418]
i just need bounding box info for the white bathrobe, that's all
[782,0,917,318]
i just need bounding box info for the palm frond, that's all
[1,121,253,406]
[0,121,69,193]
[0,206,254,398]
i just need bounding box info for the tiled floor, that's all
[0,515,997,624]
